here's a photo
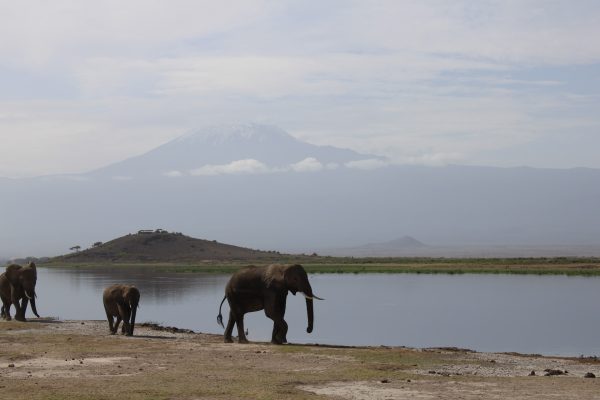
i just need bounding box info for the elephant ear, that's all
[27,262,37,277]
[5,264,23,286]
[264,264,286,289]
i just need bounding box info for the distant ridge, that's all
[328,236,427,257]
[377,236,426,248]
[50,231,283,263]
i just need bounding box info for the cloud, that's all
[2,1,600,176]
[189,159,271,176]
[163,170,183,178]
[290,157,323,172]
[0,1,275,69]
[345,159,388,170]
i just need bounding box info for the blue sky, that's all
[1,1,600,177]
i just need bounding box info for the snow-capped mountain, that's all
[88,124,383,178]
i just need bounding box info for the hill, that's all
[50,231,283,263]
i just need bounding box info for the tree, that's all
[69,245,81,252]
[92,241,103,248]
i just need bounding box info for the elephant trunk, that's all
[302,283,315,333]
[130,303,137,336]
[29,291,40,318]
[306,296,314,333]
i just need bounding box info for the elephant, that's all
[0,262,40,321]
[102,284,140,336]
[217,264,323,344]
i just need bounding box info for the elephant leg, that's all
[13,298,27,322]
[104,306,115,334]
[270,322,288,344]
[224,311,235,343]
[107,315,115,334]
[279,295,288,343]
[113,315,122,335]
[121,319,131,335]
[268,316,286,344]
[2,302,11,321]
[226,298,249,343]
[21,298,29,319]
[118,304,131,335]
[11,294,25,321]
[279,320,288,344]
[265,300,286,345]
[234,311,249,343]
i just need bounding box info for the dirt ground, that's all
[2,319,600,399]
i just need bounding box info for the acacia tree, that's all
[69,245,81,252]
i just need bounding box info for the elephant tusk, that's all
[25,292,33,300]
[302,293,325,301]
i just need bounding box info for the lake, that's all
[25,267,600,356]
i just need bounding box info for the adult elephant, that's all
[217,264,323,344]
[0,262,40,321]
[102,284,140,336]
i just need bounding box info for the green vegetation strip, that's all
[40,257,600,276]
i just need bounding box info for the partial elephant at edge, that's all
[0,262,40,322]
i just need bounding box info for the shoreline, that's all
[2,319,600,399]
[37,257,600,276]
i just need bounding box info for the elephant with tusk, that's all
[217,264,324,344]
[0,262,40,321]
[102,284,140,336]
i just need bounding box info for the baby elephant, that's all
[103,284,140,336]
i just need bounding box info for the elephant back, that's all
[0,272,8,292]
[5,264,23,286]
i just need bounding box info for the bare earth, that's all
[2,319,600,399]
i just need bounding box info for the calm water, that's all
[26,267,600,356]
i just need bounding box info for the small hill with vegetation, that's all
[50,231,283,263]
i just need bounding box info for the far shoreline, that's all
[36,256,600,276]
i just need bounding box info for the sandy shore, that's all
[1,318,600,399]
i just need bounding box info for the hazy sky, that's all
[1,1,600,177]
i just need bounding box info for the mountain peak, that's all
[177,123,293,145]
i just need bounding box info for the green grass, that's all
[39,256,600,276]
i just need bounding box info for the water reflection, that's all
[31,267,600,356]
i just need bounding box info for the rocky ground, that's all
[1,319,600,399]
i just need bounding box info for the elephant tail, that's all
[216,295,227,328]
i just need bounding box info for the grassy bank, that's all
[39,257,600,276]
